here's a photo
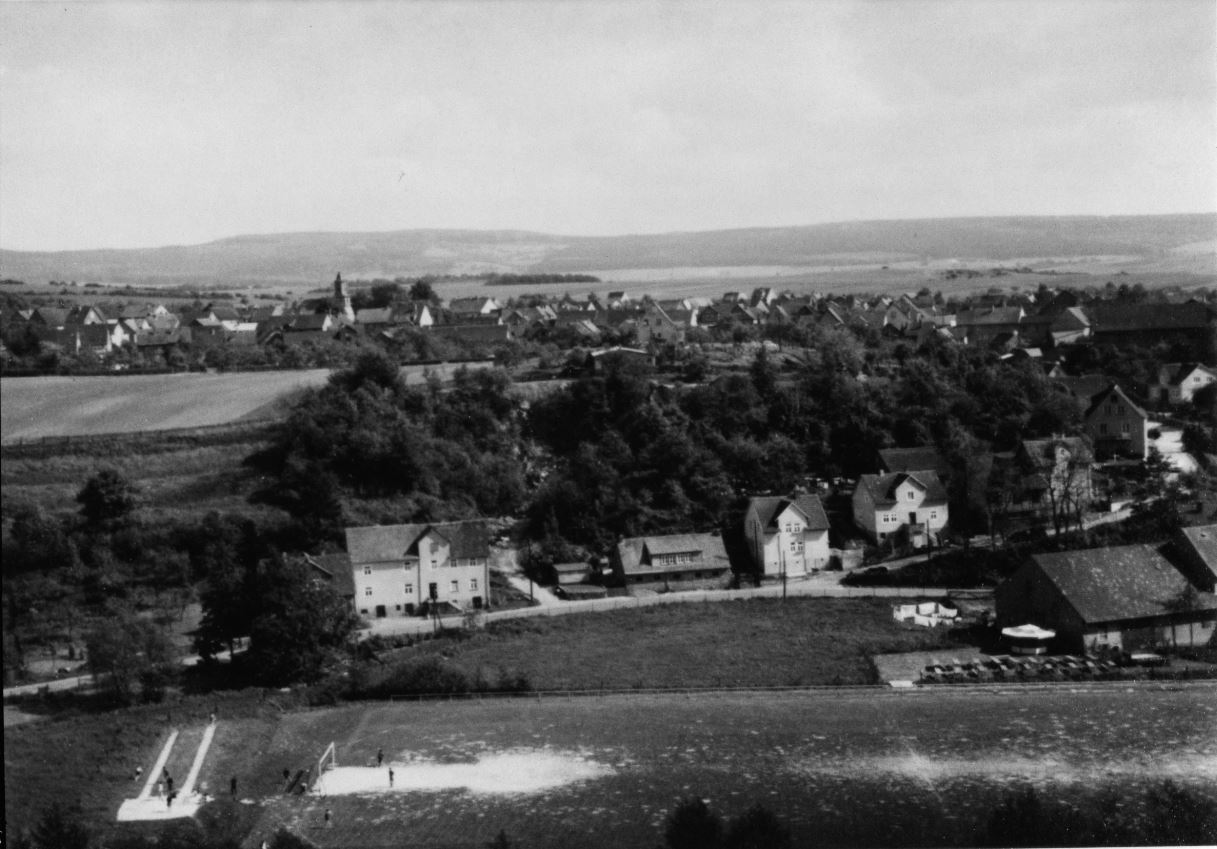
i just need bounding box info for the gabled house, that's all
[612,532,731,587]
[1148,363,1217,405]
[446,297,502,321]
[995,545,1217,652]
[743,493,831,579]
[345,520,492,618]
[636,303,686,346]
[1011,436,1094,517]
[852,470,948,548]
[1083,384,1153,460]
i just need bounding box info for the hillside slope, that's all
[2,214,1213,286]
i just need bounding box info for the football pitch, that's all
[207,685,1217,848]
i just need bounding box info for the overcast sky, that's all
[1,0,1213,251]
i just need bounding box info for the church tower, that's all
[332,273,354,321]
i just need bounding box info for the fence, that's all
[361,583,992,637]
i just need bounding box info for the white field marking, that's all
[140,730,179,800]
[179,722,217,797]
[313,750,613,796]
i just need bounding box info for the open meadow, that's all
[10,684,1212,848]
[0,361,483,442]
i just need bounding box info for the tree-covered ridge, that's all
[249,351,528,538]
[254,323,1099,555]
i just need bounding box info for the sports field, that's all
[208,685,1217,848]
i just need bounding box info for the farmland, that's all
[9,684,1213,848]
[0,362,480,442]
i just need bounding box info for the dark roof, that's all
[345,520,489,564]
[956,307,1023,326]
[306,552,355,597]
[1090,302,1217,332]
[878,446,943,474]
[616,532,729,576]
[1177,525,1217,582]
[431,324,511,343]
[857,471,948,507]
[1030,545,1216,624]
[1084,384,1147,421]
[1051,374,1109,403]
[747,494,830,532]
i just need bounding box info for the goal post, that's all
[313,741,336,792]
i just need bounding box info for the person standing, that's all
[388,768,395,788]
[230,775,238,798]
[324,807,332,828]
[377,748,384,767]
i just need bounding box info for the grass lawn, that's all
[205,687,1217,848]
[375,598,972,690]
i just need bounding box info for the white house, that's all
[1148,363,1217,405]
[852,471,948,548]
[345,520,491,619]
[743,493,831,579]
[1084,384,1153,460]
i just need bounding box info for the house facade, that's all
[996,545,1217,652]
[345,520,491,618]
[1083,384,1153,460]
[852,471,948,547]
[743,494,831,579]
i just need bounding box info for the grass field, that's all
[6,682,1215,848]
[370,599,973,690]
[0,362,481,442]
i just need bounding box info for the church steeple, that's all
[332,272,354,321]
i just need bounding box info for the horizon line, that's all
[3,210,1214,255]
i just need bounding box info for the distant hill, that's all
[2,214,1213,287]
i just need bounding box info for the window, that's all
[930,511,938,520]
[431,559,438,569]
[450,580,459,593]
[363,566,372,575]
[1117,404,1125,414]
[405,583,413,595]
[470,578,478,591]
[906,491,915,501]
[1099,423,1108,435]
[1121,422,1130,434]
[364,587,373,597]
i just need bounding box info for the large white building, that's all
[852,471,948,548]
[345,521,491,619]
[743,493,831,579]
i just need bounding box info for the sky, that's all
[1,0,1214,251]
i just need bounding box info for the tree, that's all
[243,554,359,684]
[76,468,138,526]
[724,804,791,849]
[665,798,723,849]
[409,279,437,302]
[86,611,175,703]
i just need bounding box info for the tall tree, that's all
[76,468,138,527]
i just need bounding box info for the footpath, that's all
[363,567,988,638]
